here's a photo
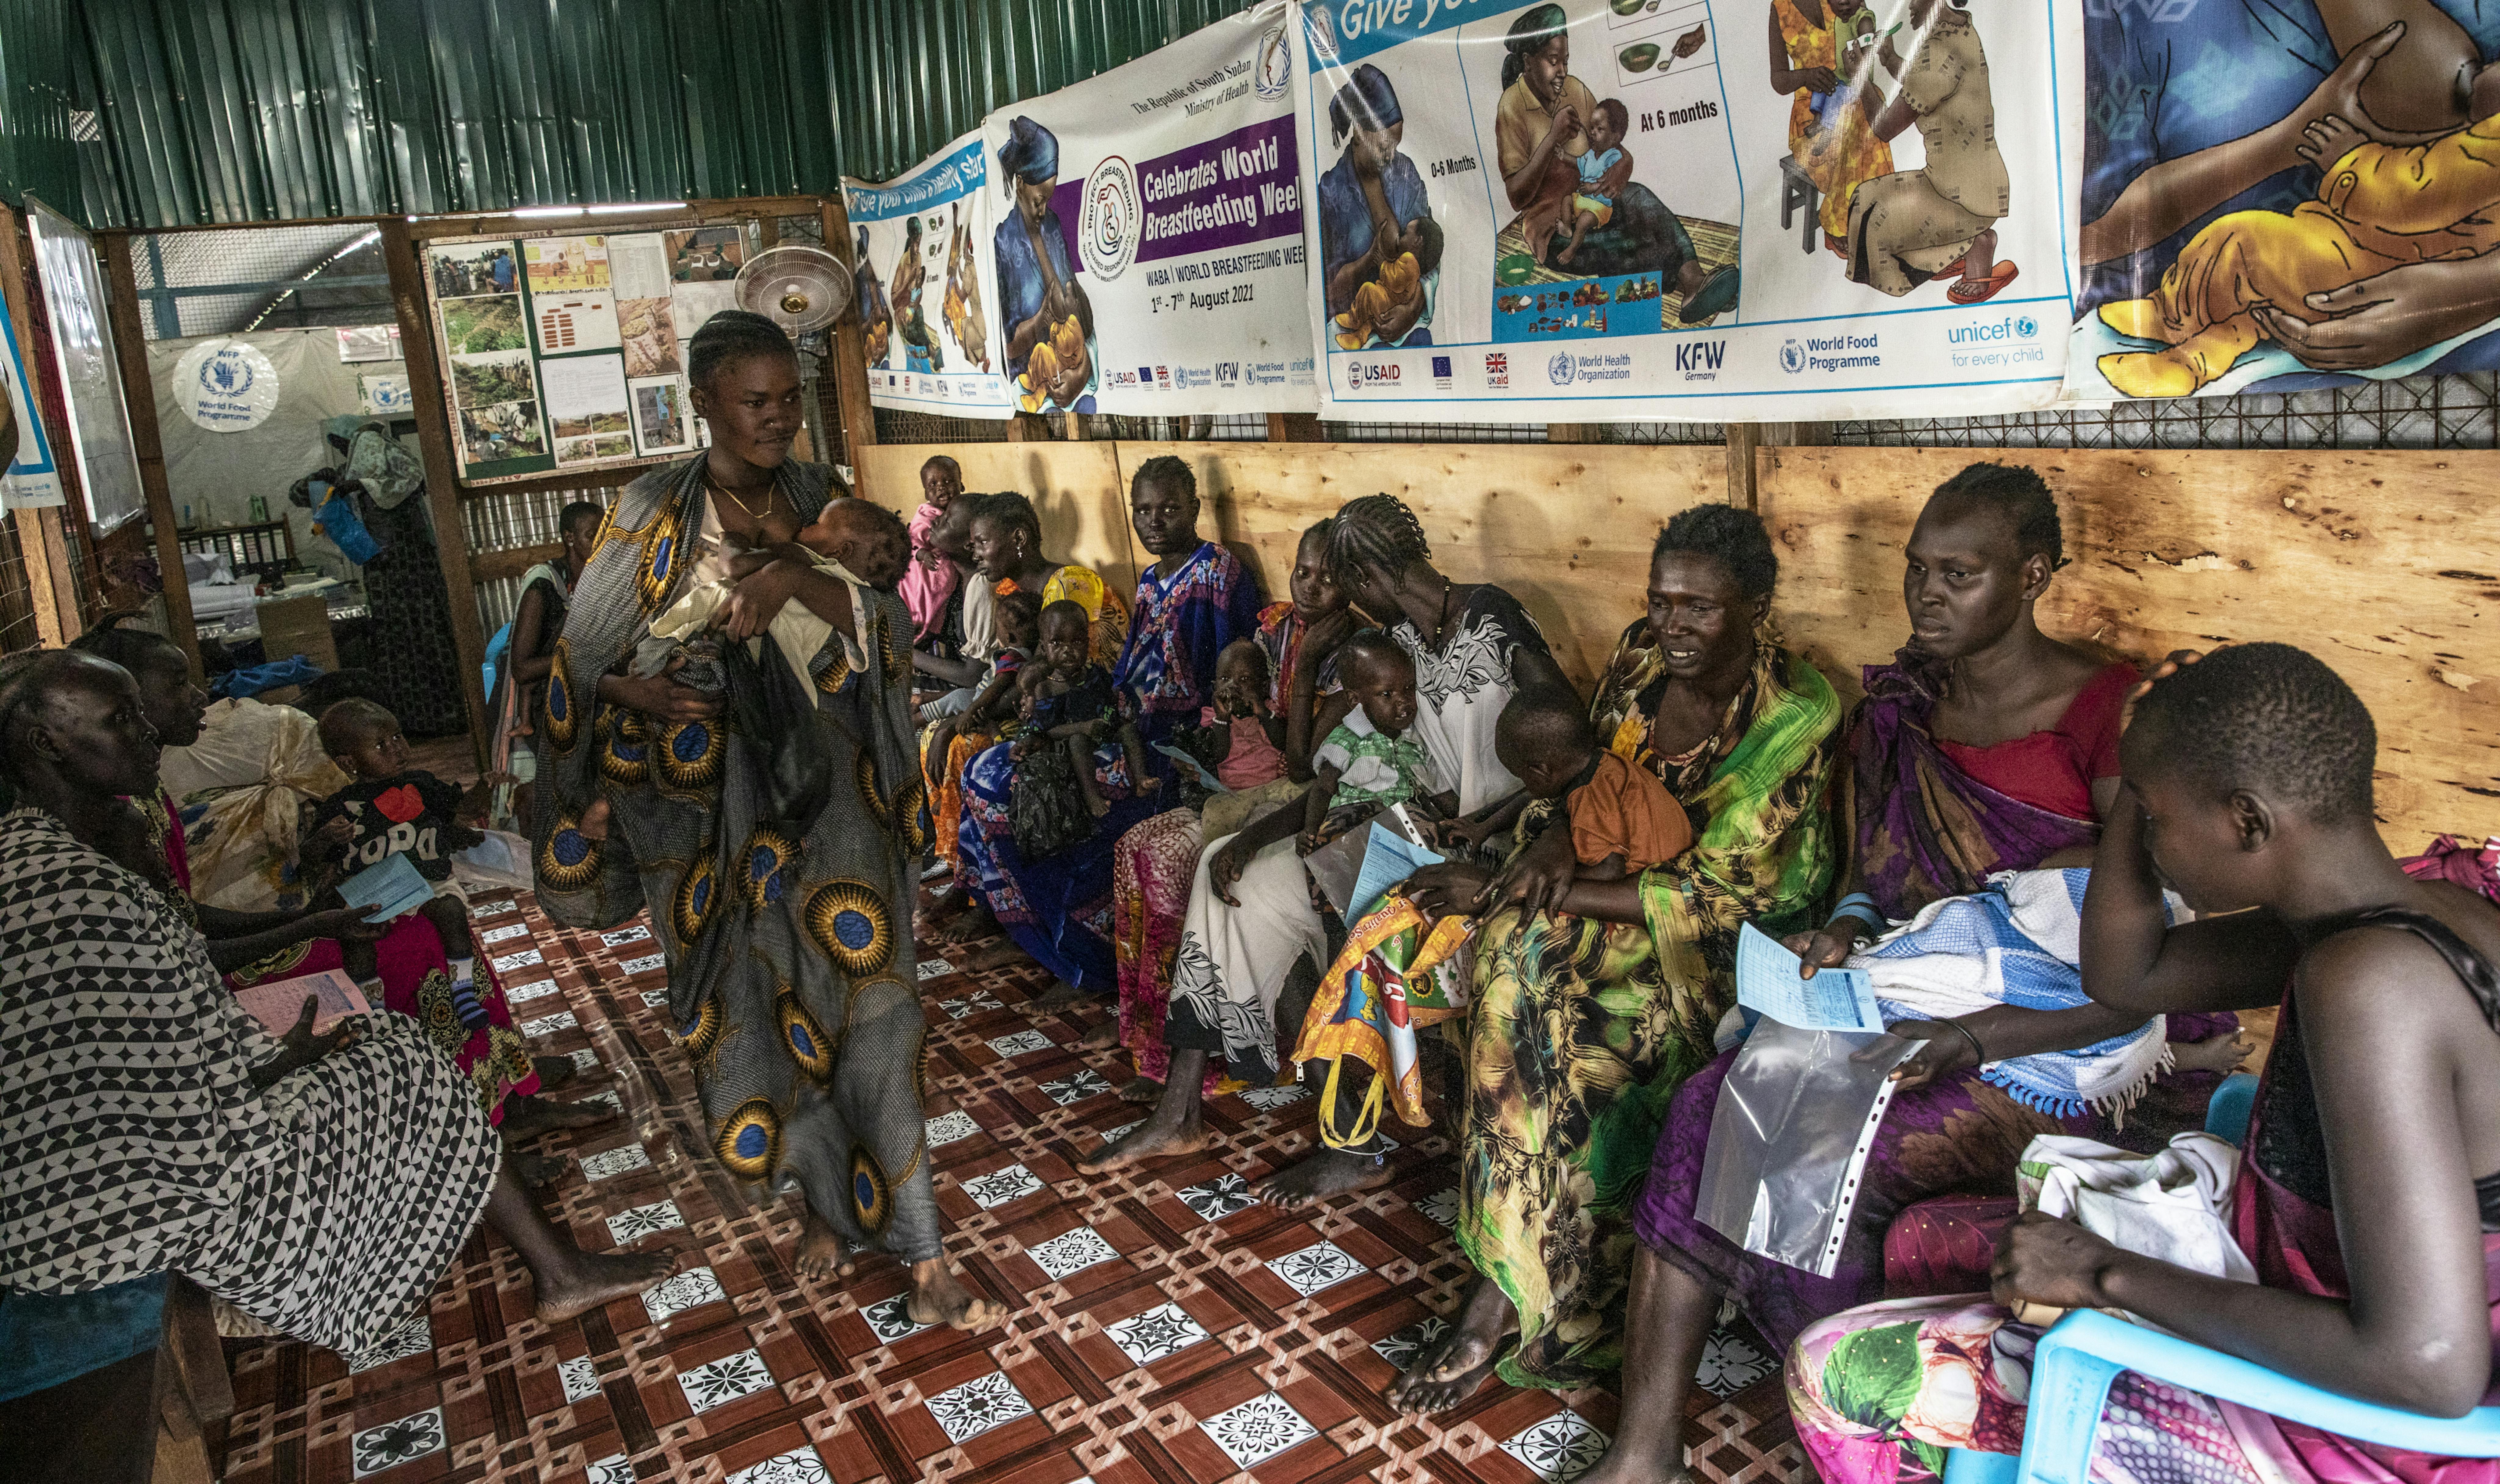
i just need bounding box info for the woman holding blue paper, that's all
[1568,464,2245,1484]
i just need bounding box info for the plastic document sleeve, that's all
[1693,1018,1918,1277]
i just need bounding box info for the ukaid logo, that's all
[1155,364,1172,388]
[1215,362,1240,387]
[1431,355,1453,390]
[1484,352,1510,388]
[1675,340,1725,380]
[1079,156,1142,281]
[1255,19,1292,98]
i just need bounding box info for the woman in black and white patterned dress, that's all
[0,649,674,1356]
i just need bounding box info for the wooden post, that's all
[100,233,201,674]
[1006,412,1051,441]
[380,218,492,767]
[1265,413,1323,441]
[1063,409,1090,441]
[1547,423,1599,443]
[1724,423,1763,510]
[822,196,877,494]
[0,207,83,644]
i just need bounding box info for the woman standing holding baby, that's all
[531,310,994,1330]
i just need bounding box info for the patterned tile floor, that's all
[212,892,1804,1484]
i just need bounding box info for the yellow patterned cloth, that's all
[1776,0,1895,242]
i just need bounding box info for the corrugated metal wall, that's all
[7,0,1265,231]
[826,0,1263,185]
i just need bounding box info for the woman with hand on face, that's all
[531,311,997,1330]
[1389,505,1844,1414]
[0,650,675,1348]
[1792,644,2500,1484]
[1572,464,2242,1484]
[951,459,1259,1012]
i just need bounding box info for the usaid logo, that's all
[1349,362,1402,387]
[1078,156,1141,281]
[1780,339,1807,373]
[1546,351,1574,387]
[1108,368,1142,388]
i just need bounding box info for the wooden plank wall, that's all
[856,441,1724,686]
[1760,447,2499,852]
[853,437,2495,852]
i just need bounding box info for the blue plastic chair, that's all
[1936,1072,2500,1484]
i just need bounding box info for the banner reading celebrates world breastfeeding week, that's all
[845,131,1017,419]
[978,2,1318,416]
[1291,0,2081,420]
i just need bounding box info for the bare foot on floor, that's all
[938,905,997,946]
[531,1054,580,1091]
[1079,1018,1120,1050]
[509,1150,571,1188]
[533,1248,680,1324]
[1028,978,1095,1014]
[1252,1148,1392,1210]
[961,937,1030,972]
[1577,1451,1695,1484]
[907,1259,1003,1330]
[1385,1278,1518,1413]
[1116,1075,1162,1104]
[1078,1105,1211,1173]
[500,1094,622,1141]
[795,1207,858,1281]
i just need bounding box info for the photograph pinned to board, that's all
[617,297,681,378]
[335,324,400,363]
[441,295,528,356]
[666,225,747,281]
[457,399,547,470]
[429,239,519,300]
[449,349,536,409]
[542,354,634,467]
[629,376,695,456]
[533,289,621,355]
[524,235,609,293]
[670,280,740,341]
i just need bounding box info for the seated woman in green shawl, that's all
[1397,506,1844,1409]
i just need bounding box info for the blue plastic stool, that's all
[2013,1309,2500,1484]
[1935,1071,2499,1484]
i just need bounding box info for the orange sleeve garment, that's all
[1567,750,1693,873]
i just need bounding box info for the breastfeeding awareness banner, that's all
[2066,0,2500,400]
[845,130,1017,418]
[979,2,1318,415]
[1291,0,2081,420]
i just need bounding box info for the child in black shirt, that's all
[309,698,490,985]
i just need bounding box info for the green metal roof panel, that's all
[17,0,1262,230]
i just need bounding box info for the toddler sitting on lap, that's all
[1491,683,1691,879]
[308,699,491,991]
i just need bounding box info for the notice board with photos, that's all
[421,222,761,485]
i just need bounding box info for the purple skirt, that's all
[1629,1018,2235,1353]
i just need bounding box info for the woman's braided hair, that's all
[1323,493,1430,589]
[973,490,1043,550]
[0,648,78,789]
[687,309,797,393]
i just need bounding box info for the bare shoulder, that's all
[2296,882,2500,1043]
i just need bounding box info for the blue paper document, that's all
[338,851,433,925]
[1348,822,1443,923]
[1153,741,1229,794]
[1735,921,1885,1033]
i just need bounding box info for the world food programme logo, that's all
[1255,20,1292,99]
[1546,351,1574,387]
[2014,314,2038,338]
[200,349,255,398]
[1780,339,1806,373]
[1079,156,1140,282]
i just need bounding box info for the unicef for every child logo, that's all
[1079,156,1141,281]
